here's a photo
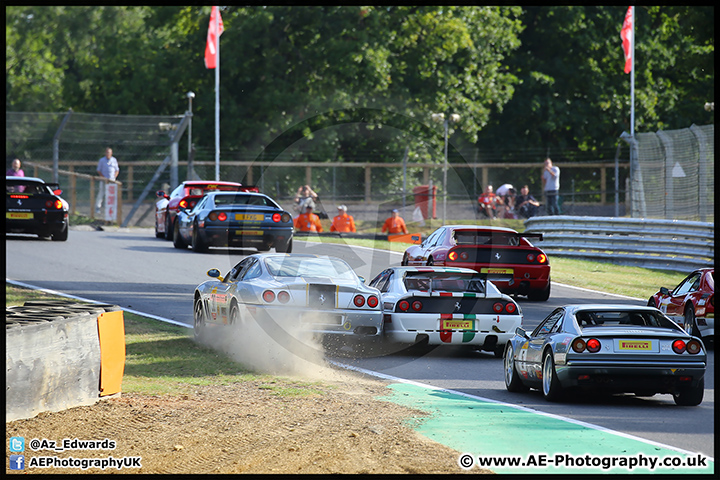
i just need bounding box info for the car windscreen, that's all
[6,181,48,194]
[212,194,277,208]
[264,256,358,282]
[576,310,682,331]
[403,273,486,293]
[453,231,523,246]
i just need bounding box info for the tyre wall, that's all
[6,301,125,422]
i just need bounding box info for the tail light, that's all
[411,300,423,311]
[353,295,365,307]
[208,211,227,221]
[277,291,290,304]
[685,339,702,354]
[672,339,686,354]
[398,300,410,311]
[10,194,29,199]
[527,253,548,264]
[493,302,504,313]
[189,200,197,208]
[367,295,379,308]
[448,251,458,261]
[460,251,469,260]
[272,213,281,222]
[179,199,188,209]
[45,200,63,209]
[505,302,517,314]
[571,338,601,353]
[586,338,601,352]
[572,338,586,353]
[262,290,276,303]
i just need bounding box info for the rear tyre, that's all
[504,343,528,392]
[173,221,187,249]
[401,253,409,266]
[192,223,208,253]
[51,222,69,241]
[684,305,701,337]
[542,350,563,401]
[276,238,293,253]
[673,377,704,406]
[528,281,551,301]
[165,215,174,241]
[426,256,434,266]
[647,297,657,308]
[193,297,207,341]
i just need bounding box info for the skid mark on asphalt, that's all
[380,382,714,474]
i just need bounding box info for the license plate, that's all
[235,213,264,221]
[615,339,656,352]
[235,230,264,236]
[7,212,33,220]
[301,312,342,325]
[481,267,513,275]
[441,319,473,330]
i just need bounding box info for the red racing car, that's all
[648,267,714,341]
[402,225,551,301]
[155,180,258,240]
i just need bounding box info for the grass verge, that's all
[6,284,327,397]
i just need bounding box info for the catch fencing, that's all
[7,110,712,226]
[624,124,714,222]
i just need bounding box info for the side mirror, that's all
[156,190,168,199]
[515,326,529,339]
[358,275,366,284]
[660,287,670,296]
[207,269,223,281]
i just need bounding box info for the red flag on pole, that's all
[620,6,633,74]
[204,6,224,69]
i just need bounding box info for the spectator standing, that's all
[381,209,408,235]
[294,184,318,213]
[330,205,356,233]
[6,158,25,177]
[541,157,560,215]
[294,204,323,232]
[477,185,499,219]
[96,147,120,214]
[516,185,540,219]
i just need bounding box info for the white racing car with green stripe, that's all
[368,266,523,356]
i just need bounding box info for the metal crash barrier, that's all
[524,216,714,272]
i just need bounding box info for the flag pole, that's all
[630,6,635,140]
[214,7,220,181]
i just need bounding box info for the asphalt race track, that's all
[5,227,715,462]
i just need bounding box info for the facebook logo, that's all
[9,436,25,452]
[9,454,25,470]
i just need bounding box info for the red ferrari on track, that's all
[402,225,551,301]
[155,180,258,240]
[648,267,714,340]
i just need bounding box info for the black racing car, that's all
[6,176,70,241]
[173,191,293,253]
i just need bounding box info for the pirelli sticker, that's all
[615,339,657,352]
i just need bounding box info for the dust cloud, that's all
[196,308,348,381]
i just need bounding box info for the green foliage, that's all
[5,5,713,176]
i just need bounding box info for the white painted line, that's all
[331,361,713,461]
[6,279,192,329]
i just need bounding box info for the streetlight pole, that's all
[186,91,195,180]
[432,112,460,226]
